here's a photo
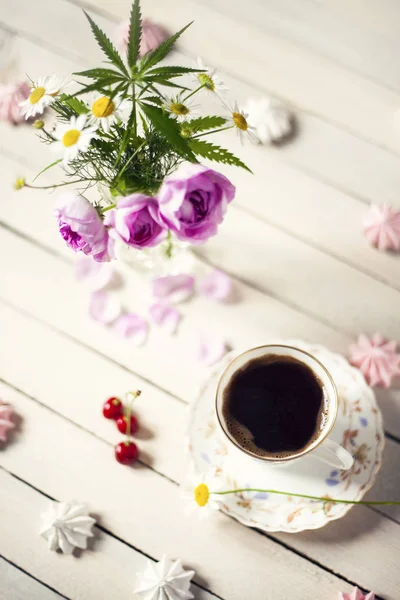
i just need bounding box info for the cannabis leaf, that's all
[140,103,196,161]
[188,139,251,172]
[185,116,227,133]
[139,22,193,73]
[84,11,129,77]
[145,66,202,78]
[73,68,125,81]
[58,94,89,115]
[127,0,142,69]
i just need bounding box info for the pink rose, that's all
[105,194,167,249]
[158,164,236,244]
[55,193,112,262]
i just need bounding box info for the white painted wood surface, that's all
[0,1,399,598]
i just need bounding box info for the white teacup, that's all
[215,344,354,470]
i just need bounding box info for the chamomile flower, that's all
[193,57,228,97]
[52,115,97,164]
[20,75,67,119]
[163,94,198,121]
[88,93,129,133]
[226,101,259,144]
[181,470,223,519]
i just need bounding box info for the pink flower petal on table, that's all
[363,203,400,251]
[348,333,400,388]
[198,269,232,302]
[75,256,118,290]
[339,586,375,600]
[0,400,15,443]
[89,291,122,325]
[152,274,195,304]
[197,337,229,366]
[150,303,181,334]
[113,313,148,346]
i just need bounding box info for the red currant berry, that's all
[103,397,123,420]
[115,441,139,464]
[116,415,139,435]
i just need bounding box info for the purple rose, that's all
[158,164,236,244]
[105,193,167,249]
[55,192,112,262]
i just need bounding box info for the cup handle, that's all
[312,437,354,470]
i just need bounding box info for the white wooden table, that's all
[1,1,400,598]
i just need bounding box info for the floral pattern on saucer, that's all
[186,341,384,533]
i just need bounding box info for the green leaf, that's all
[33,159,62,182]
[84,11,129,76]
[141,95,163,106]
[185,116,227,133]
[145,66,202,78]
[140,22,193,72]
[73,79,123,96]
[127,0,142,69]
[140,103,196,161]
[144,78,189,90]
[58,94,89,114]
[188,139,251,172]
[73,68,125,80]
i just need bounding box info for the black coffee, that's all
[222,355,326,458]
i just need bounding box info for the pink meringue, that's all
[115,18,168,57]
[363,203,400,251]
[349,333,400,388]
[339,586,375,600]
[0,81,30,124]
[0,400,15,442]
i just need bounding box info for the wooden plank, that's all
[0,295,399,595]
[62,0,400,155]
[199,0,400,91]
[0,557,64,600]
[0,470,217,600]
[0,382,355,600]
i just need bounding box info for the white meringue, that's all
[134,555,195,600]
[244,97,293,144]
[40,500,96,554]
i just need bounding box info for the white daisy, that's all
[163,94,198,121]
[88,93,129,133]
[52,115,97,164]
[20,75,67,119]
[192,57,228,97]
[181,470,223,519]
[226,101,259,144]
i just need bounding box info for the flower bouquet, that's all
[17,0,253,272]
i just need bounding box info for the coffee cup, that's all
[215,344,354,470]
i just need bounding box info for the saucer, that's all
[186,341,385,533]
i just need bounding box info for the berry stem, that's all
[125,390,141,441]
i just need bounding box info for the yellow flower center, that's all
[92,96,115,118]
[194,483,210,507]
[170,102,189,116]
[62,129,81,147]
[29,87,45,104]
[232,112,248,131]
[198,73,215,91]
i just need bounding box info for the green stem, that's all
[132,81,137,139]
[125,390,141,441]
[100,203,116,214]
[164,231,173,259]
[116,138,147,182]
[212,488,400,506]
[191,125,234,139]
[24,179,96,190]
[184,82,206,102]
